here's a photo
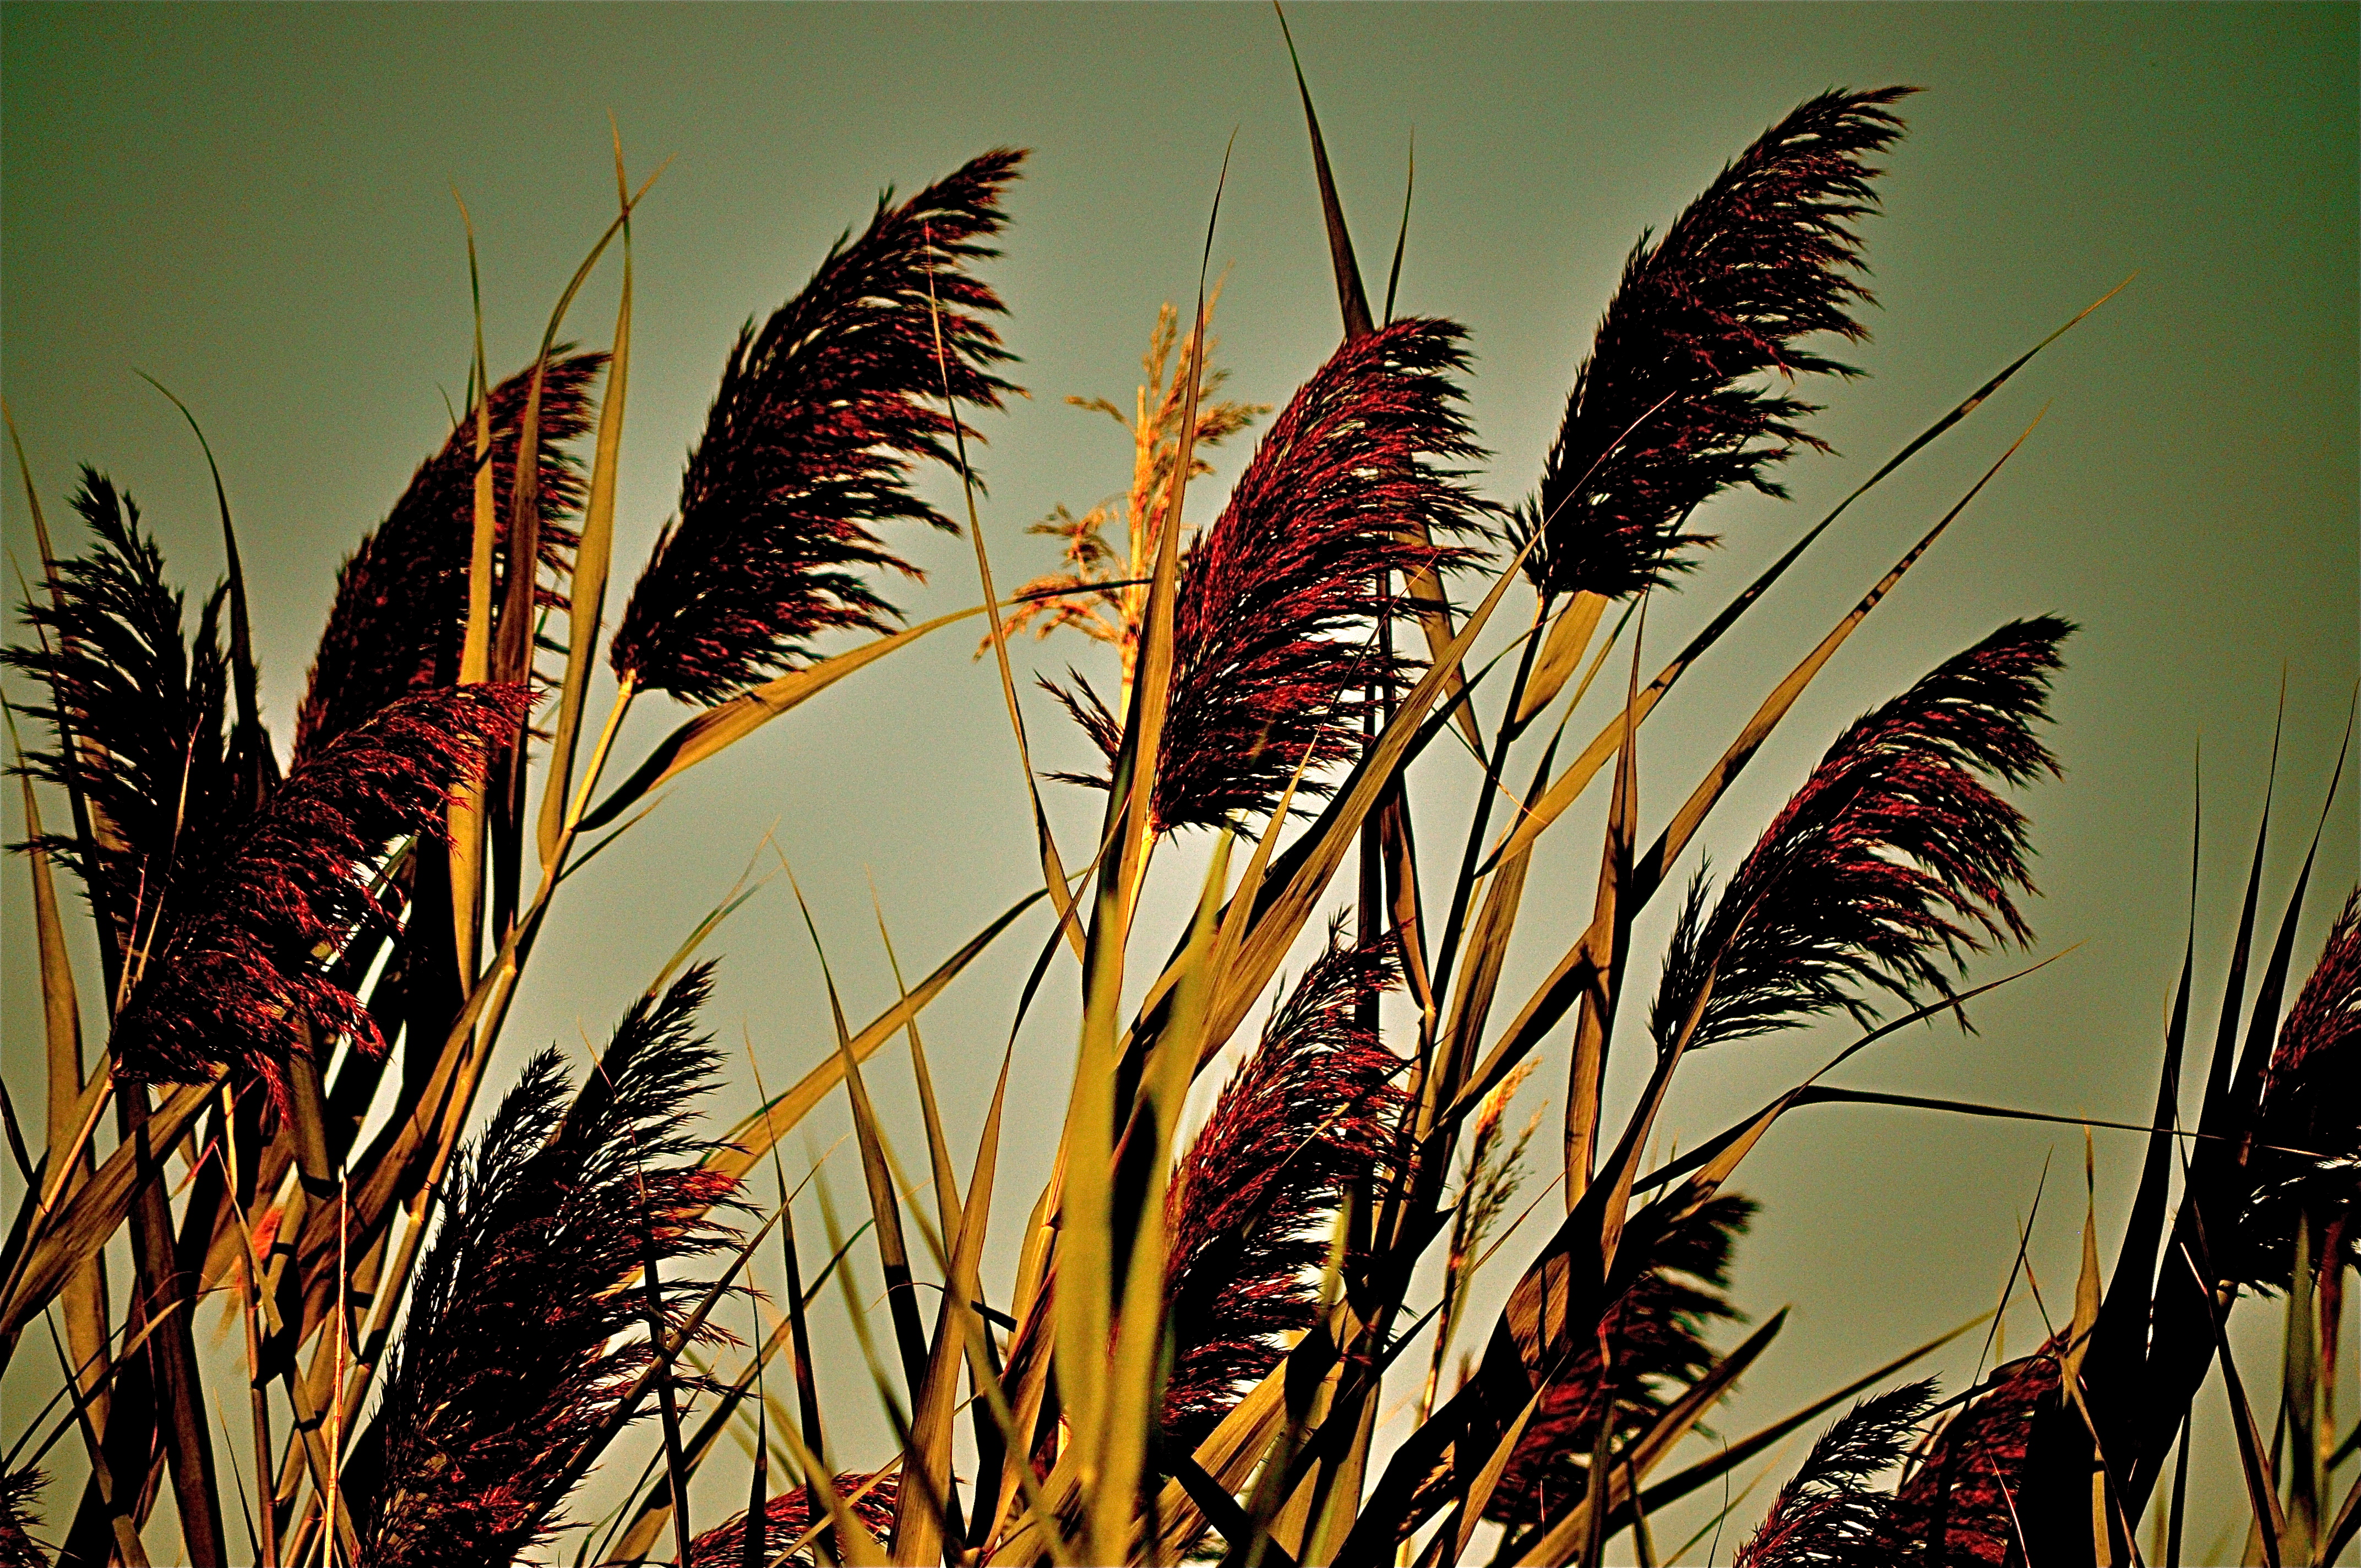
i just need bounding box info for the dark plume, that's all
[1049,317,1492,831]
[1881,1346,2059,1566]
[6,470,244,962]
[1650,616,2068,1054]
[295,352,601,761]
[1511,87,1913,602]
[1483,1195,1754,1525]
[1732,1379,1937,1567]
[352,966,742,1568]
[686,1471,900,1566]
[611,149,1025,704]
[1159,926,1407,1454]
[107,683,531,1099]
[0,1466,43,1568]
[2241,887,2361,1283]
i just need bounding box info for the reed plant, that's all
[0,38,2352,1568]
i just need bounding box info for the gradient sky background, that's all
[4,4,2355,1561]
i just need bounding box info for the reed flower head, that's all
[107,683,531,1099]
[610,149,1024,704]
[0,1466,43,1568]
[1510,86,1913,603]
[1650,616,2069,1054]
[2242,887,2361,1282]
[1732,1379,1936,1567]
[1484,1195,1754,1525]
[1881,1344,2059,1565]
[686,1471,900,1566]
[1049,317,1493,830]
[295,353,600,760]
[351,966,742,1568]
[6,470,242,952]
[1159,925,1407,1452]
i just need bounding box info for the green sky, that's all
[4,4,2354,1561]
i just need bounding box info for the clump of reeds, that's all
[4,46,2346,1568]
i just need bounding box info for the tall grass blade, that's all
[4,709,108,1427]
[703,884,1045,1187]
[1272,3,1372,339]
[893,1041,1013,1565]
[2092,761,2199,1441]
[134,373,272,811]
[578,603,987,832]
[1509,1310,1788,1566]
[1619,1310,1987,1527]
[1628,409,2046,916]
[537,126,637,868]
[0,1075,218,1345]
[2183,1237,2286,1564]
[870,887,962,1243]
[450,188,498,984]
[784,869,933,1415]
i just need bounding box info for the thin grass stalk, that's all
[1565,602,1651,1207]
[43,1314,148,1567]
[213,1114,360,1565]
[111,1080,229,1564]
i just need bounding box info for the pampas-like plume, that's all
[1881,1346,2059,1566]
[1650,616,2069,1054]
[610,150,1025,704]
[294,353,601,761]
[1048,317,1492,831]
[107,683,531,1096]
[1158,926,1407,1453]
[1732,1379,1937,1567]
[1509,87,1913,603]
[6,470,243,957]
[351,966,741,1568]
[1482,1195,1754,1525]
[684,1471,900,1566]
[2241,887,2361,1283]
[999,297,1266,696]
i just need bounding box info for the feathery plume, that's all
[685,1471,900,1566]
[1483,1195,1755,1524]
[1732,1379,1937,1567]
[2241,887,2361,1283]
[351,966,742,1568]
[107,683,531,1097]
[611,150,1025,704]
[1158,925,1407,1453]
[0,1467,43,1568]
[1649,616,2069,1054]
[1510,87,1913,602]
[6,470,243,956]
[1881,1346,2058,1566]
[1048,317,1493,831]
[999,296,1267,699]
[294,353,601,761]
